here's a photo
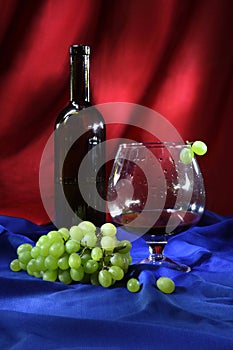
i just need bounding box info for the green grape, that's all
[90,271,100,286]
[35,255,46,271]
[19,262,27,270]
[70,266,85,281]
[80,252,92,265]
[58,269,72,284]
[83,259,99,274]
[100,236,116,250]
[81,234,97,248]
[17,243,32,255]
[40,241,52,257]
[78,221,96,234]
[117,240,132,254]
[26,259,38,276]
[36,235,49,247]
[110,253,125,268]
[125,252,132,265]
[44,255,58,270]
[47,230,63,243]
[43,269,58,282]
[91,247,103,261]
[69,225,84,242]
[180,147,194,164]
[10,259,21,272]
[33,271,42,278]
[127,278,140,292]
[58,227,70,241]
[191,140,207,156]
[18,250,32,265]
[49,241,65,258]
[31,246,41,259]
[108,266,124,281]
[100,223,117,237]
[68,253,81,269]
[58,254,70,270]
[65,239,80,254]
[98,270,112,288]
[156,277,175,294]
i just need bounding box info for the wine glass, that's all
[107,142,205,272]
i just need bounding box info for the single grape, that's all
[81,234,97,248]
[58,269,72,284]
[17,243,32,255]
[47,230,63,243]
[43,269,58,282]
[18,250,32,265]
[117,240,132,254]
[108,266,124,281]
[100,236,116,250]
[40,241,52,257]
[191,141,207,156]
[110,253,125,268]
[68,253,81,269]
[36,235,49,247]
[100,223,117,237]
[91,247,103,261]
[31,246,41,259]
[156,277,175,294]
[127,278,140,292]
[58,228,70,241]
[90,271,100,286]
[70,266,85,281]
[44,255,58,270]
[26,259,38,276]
[80,252,92,265]
[180,147,194,164]
[33,271,42,278]
[83,259,99,274]
[58,254,70,270]
[98,270,112,288]
[69,226,84,242]
[65,239,80,254]
[35,255,46,271]
[10,259,21,272]
[19,262,27,270]
[78,221,96,234]
[49,241,65,258]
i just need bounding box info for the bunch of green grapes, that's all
[10,221,138,291]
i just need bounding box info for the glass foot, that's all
[140,255,191,272]
[140,243,191,272]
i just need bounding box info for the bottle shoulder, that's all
[55,101,105,128]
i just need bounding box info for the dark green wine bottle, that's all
[54,45,106,228]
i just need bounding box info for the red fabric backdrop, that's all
[0,0,233,224]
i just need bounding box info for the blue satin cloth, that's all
[0,211,233,349]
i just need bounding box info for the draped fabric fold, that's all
[0,211,233,349]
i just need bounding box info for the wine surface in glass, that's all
[113,209,201,241]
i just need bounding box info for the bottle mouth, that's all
[70,45,90,55]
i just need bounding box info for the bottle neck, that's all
[70,45,90,106]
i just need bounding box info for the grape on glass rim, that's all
[180,140,207,164]
[191,140,207,155]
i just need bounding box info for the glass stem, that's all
[148,242,166,262]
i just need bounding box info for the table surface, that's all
[0,210,233,350]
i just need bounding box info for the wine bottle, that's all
[54,45,106,228]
